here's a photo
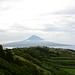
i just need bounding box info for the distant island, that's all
[3,35,69,47]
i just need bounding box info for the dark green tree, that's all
[0,45,5,58]
[6,49,13,62]
[56,52,59,57]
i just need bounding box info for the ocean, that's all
[48,45,75,50]
[3,45,75,50]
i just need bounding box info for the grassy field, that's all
[0,45,75,75]
[64,69,75,74]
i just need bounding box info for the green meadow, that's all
[0,45,75,75]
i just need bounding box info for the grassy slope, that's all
[12,47,75,75]
[14,54,52,75]
[64,69,75,74]
[0,46,75,75]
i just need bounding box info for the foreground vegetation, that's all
[0,45,75,75]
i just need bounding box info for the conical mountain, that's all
[27,35,44,40]
[3,35,69,47]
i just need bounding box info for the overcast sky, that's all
[0,0,75,45]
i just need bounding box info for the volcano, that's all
[27,35,44,40]
[3,35,69,47]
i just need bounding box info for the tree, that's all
[56,52,59,57]
[0,45,5,58]
[6,49,13,62]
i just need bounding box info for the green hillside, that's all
[0,45,75,75]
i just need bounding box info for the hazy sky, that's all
[0,0,75,45]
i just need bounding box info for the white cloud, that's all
[0,0,75,45]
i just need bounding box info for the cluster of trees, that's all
[0,45,5,58]
[0,45,13,62]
